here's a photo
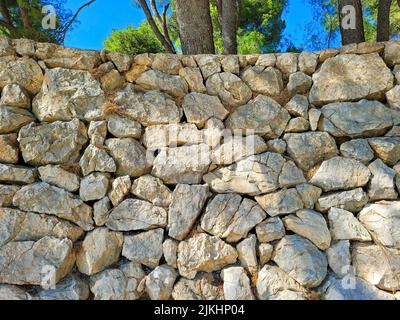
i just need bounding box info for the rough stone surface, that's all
[237,234,258,274]
[144,265,177,300]
[241,66,283,95]
[368,159,398,201]
[326,241,351,278]
[328,207,371,241]
[79,173,110,202]
[136,70,188,98]
[0,106,36,134]
[256,217,285,243]
[79,144,116,176]
[0,134,19,164]
[38,165,80,192]
[368,137,400,166]
[255,188,304,216]
[340,139,374,164]
[222,267,254,300]
[0,84,30,109]
[131,175,172,207]
[317,188,369,213]
[0,164,37,185]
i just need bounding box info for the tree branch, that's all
[150,0,164,28]
[162,3,174,49]
[59,0,97,43]
[138,0,175,53]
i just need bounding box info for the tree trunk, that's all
[338,0,365,45]
[0,0,12,26]
[377,0,392,42]
[221,0,238,54]
[175,0,215,54]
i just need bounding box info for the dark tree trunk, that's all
[338,0,365,45]
[0,0,12,26]
[19,5,31,29]
[175,0,215,54]
[377,0,392,42]
[221,0,238,54]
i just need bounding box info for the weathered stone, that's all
[284,94,309,119]
[0,237,75,285]
[340,139,374,164]
[256,265,307,300]
[226,95,290,138]
[0,134,18,164]
[0,285,32,300]
[144,265,177,300]
[136,70,188,97]
[163,239,178,268]
[258,243,274,265]
[285,117,310,133]
[105,138,153,177]
[317,188,369,213]
[183,93,229,128]
[255,188,304,217]
[37,274,89,300]
[106,199,167,231]
[237,234,258,274]
[113,84,182,125]
[255,54,276,67]
[0,164,36,185]
[295,183,322,209]
[13,182,93,231]
[221,267,255,300]
[358,201,400,248]
[100,69,125,92]
[386,85,400,110]
[0,208,84,246]
[108,176,131,206]
[133,53,153,66]
[79,173,110,202]
[368,160,398,201]
[368,137,400,166]
[0,36,14,56]
[211,135,268,165]
[352,243,400,291]
[172,274,224,300]
[0,56,43,94]
[202,195,266,243]
[107,114,142,139]
[19,119,88,166]
[79,144,116,176]
[206,72,252,107]
[384,41,400,66]
[88,121,107,146]
[131,175,172,207]
[310,53,394,105]
[256,217,285,243]
[152,144,211,185]
[284,132,338,171]
[0,185,20,207]
[122,229,164,268]
[318,49,339,62]
[298,52,318,75]
[168,184,210,241]
[287,72,313,94]
[204,152,285,195]
[326,240,351,278]
[310,157,371,192]
[195,55,221,79]
[276,53,298,75]
[152,54,182,75]
[279,161,306,188]
[267,139,286,154]
[177,233,238,279]
[0,84,30,109]
[394,65,400,84]
[179,67,206,93]
[319,100,400,138]
[77,228,123,276]
[32,68,104,122]
[221,56,240,74]
[38,165,80,192]
[12,38,34,56]
[241,66,283,95]
[308,108,321,131]
[0,106,35,134]
[93,197,111,227]
[273,235,328,288]
[328,207,371,241]
[283,209,331,250]
[125,64,149,82]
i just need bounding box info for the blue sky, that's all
[64,0,338,51]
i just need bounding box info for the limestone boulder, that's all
[0,84,30,109]
[79,144,116,176]
[328,207,371,241]
[316,188,369,213]
[0,106,35,134]
[221,267,254,300]
[38,165,80,193]
[136,70,188,97]
[256,217,285,243]
[172,274,224,300]
[131,175,172,207]
[368,137,400,166]
[0,164,37,185]
[0,133,19,164]
[340,139,374,164]
[179,67,206,93]
[368,160,398,201]
[241,66,283,95]
[255,188,304,217]
[144,265,177,300]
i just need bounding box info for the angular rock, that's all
[19,119,88,166]
[183,93,228,128]
[221,267,254,300]
[340,139,374,164]
[88,120,107,146]
[38,165,80,192]
[0,185,20,207]
[144,265,177,300]
[172,274,224,300]
[0,84,30,109]
[108,175,131,206]
[32,68,104,121]
[276,53,298,75]
[295,183,322,209]
[77,228,123,276]
[308,108,321,131]
[310,53,394,105]
[284,94,309,119]
[284,132,338,171]
[237,234,258,274]
[279,160,306,188]
[177,233,238,279]
[131,175,172,207]
[283,209,331,250]
[256,54,276,67]
[255,188,304,217]
[107,114,142,139]
[326,240,351,278]
[168,184,209,241]
[310,157,371,192]
[368,159,398,201]
[386,85,400,110]
[273,235,328,288]
[105,138,153,177]
[317,188,369,213]
[37,274,89,300]
[106,199,167,231]
[256,217,285,243]
[79,144,116,176]
[267,139,286,154]
[287,72,312,94]
[13,182,93,231]
[258,243,274,265]
[241,66,283,95]
[79,173,110,202]
[298,52,318,75]
[285,117,310,133]
[0,285,32,300]
[106,51,132,72]
[358,201,400,248]
[179,67,206,93]
[93,197,111,227]
[152,144,211,185]
[384,40,400,66]
[152,54,182,75]
[195,55,221,79]
[163,239,178,268]
[368,137,400,166]
[122,229,164,268]
[226,95,290,138]
[221,56,240,74]
[136,70,188,97]
[328,207,371,241]
[0,106,35,134]
[0,134,18,164]
[0,237,75,285]
[0,164,36,185]
[100,69,124,92]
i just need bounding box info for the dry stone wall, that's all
[0,35,400,300]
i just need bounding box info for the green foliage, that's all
[103,22,165,55]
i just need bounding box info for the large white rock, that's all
[255,188,304,216]
[221,267,255,300]
[368,159,398,201]
[328,207,371,241]
[241,66,283,95]
[131,175,172,207]
[0,106,35,134]
[317,188,369,213]
[144,265,177,300]
[136,70,188,97]
[79,144,116,176]
[326,240,351,278]
[0,164,37,185]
